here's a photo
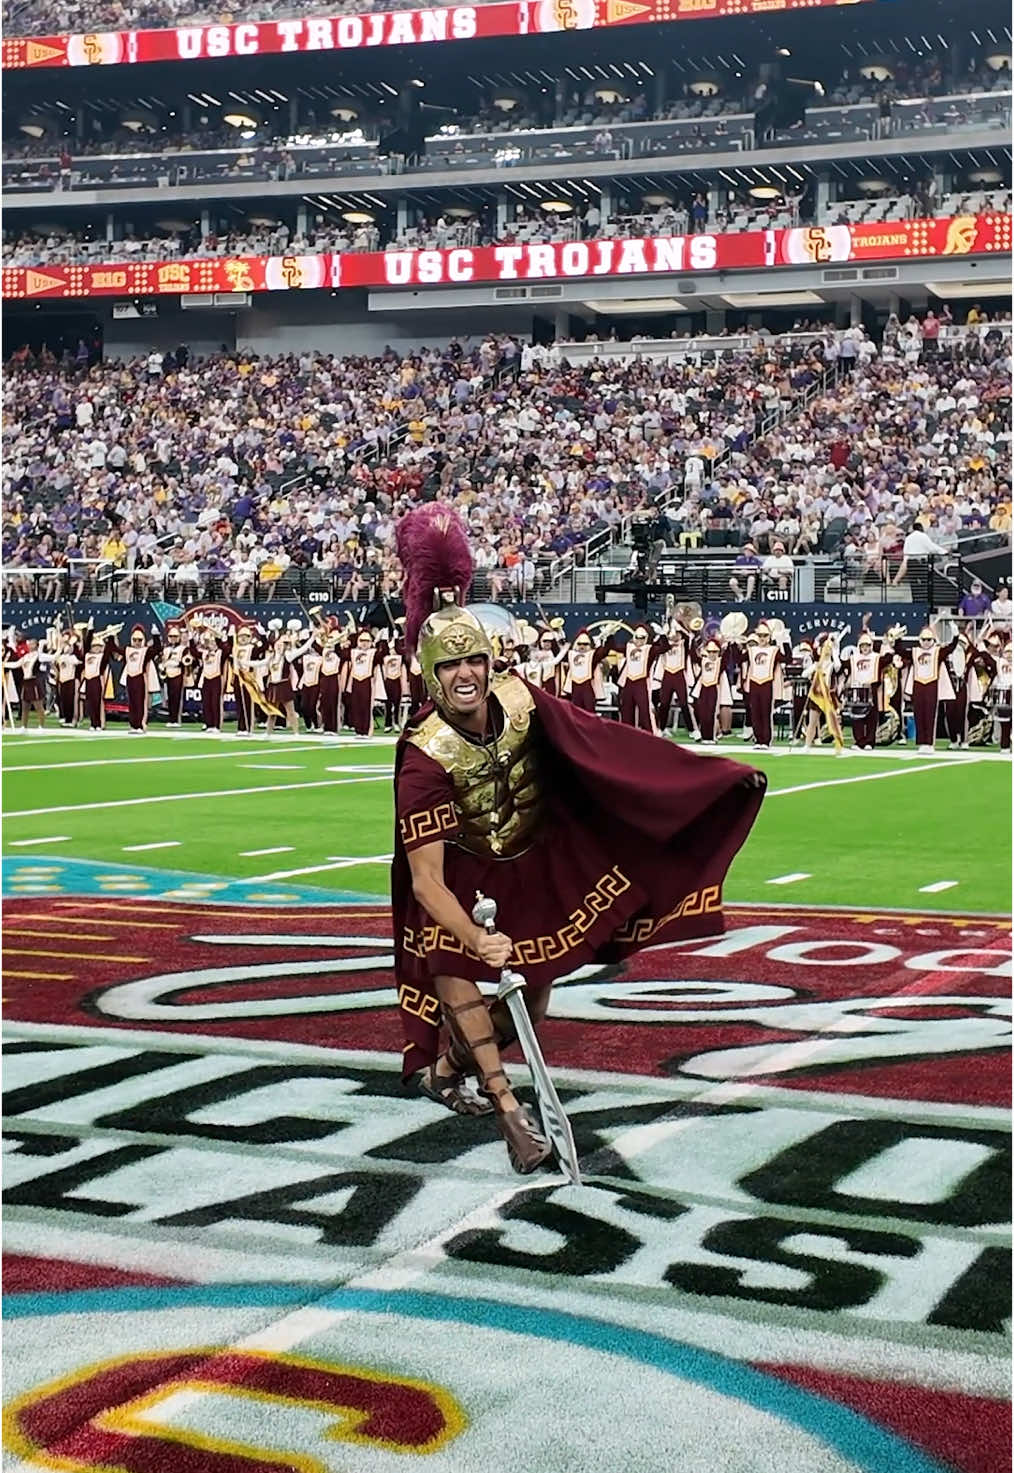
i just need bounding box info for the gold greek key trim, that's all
[397,983,442,1028]
[614,884,721,945]
[399,801,459,847]
[402,866,631,966]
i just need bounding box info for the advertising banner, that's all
[3,214,1008,303]
[3,0,875,71]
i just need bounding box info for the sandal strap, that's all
[444,998,489,1020]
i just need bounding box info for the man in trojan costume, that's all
[391,506,766,1174]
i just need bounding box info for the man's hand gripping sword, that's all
[472,891,581,1184]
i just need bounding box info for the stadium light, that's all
[540,199,574,214]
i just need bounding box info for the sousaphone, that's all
[719,611,749,641]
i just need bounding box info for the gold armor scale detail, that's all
[406,673,544,858]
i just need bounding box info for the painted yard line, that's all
[4,746,324,773]
[5,773,389,818]
[5,929,116,942]
[18,913,180,929]
[765,758,979,799]
[241,853,394,883]
[919,880,960,893]
[239,846,296,857]
[766,873,812,885]
[4,970,73,980]
[7,835,71,847]
[121,841,182,853]
[239,764,306,771]
[5,947,150,961]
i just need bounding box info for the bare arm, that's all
[406,839,512,969]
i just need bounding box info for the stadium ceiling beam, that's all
[6,128,1006,214]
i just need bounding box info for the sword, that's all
[472,892,582,1185]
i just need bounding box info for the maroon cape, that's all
[392,680,765,1079]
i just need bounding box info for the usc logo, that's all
[4,1349,465,1470]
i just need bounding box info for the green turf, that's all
[3,730,1010,914]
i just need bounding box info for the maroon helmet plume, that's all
[396,504,474,652]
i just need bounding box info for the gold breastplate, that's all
[406,674,544,858]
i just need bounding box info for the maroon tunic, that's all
[391,680,765,1079]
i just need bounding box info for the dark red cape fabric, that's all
[392,680,766,1079]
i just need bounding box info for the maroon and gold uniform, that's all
[653,632,693,735]
[379,646,407,732]
[846,639,893,749]
[160,635,188,725]
[116,626,161,732]
[690,639,732,743]
[343,634,382,737]
[618,627,665,731]
[901,629,958,752]
[742,629,784,749]
[81,631,115,729]
[318,640,344,734]
[54,640,83,725]
[563,633,607,714]
[195,633,231,731]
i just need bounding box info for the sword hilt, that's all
[472,892,498,933]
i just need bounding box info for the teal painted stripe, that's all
[3,1282,952,1473]
[2,1282,312,1318]
[2,853,381,906]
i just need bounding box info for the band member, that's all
[264,621,300,734]
[690,637,732,744]
[943,630,974,748]
[160,626,188,726]
[53,628,83,726]
[379,639,407,732]
[493,637,522,674]
[11,638,50,728]
[115,624,161,733]
[391,504,765,1173]
[4,625,27,718]
[617,625,665,731]
[318,631,344,734]
[406,650,427,717]
[789,642,814,734]
[231,625,267,735]
[901,625,959,755]
[523,629,566,698]
[343,627,382,738]
[977,630,1013,751]
[562,628,607,713]
[80,626,117,729]
[803,635,845,752]
[194,622,232,732]
[653,624,695,738]
[742,621,784,751]
[847,631,893,750]
[300,638,324,731]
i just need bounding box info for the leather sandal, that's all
[481,1068,552,1174]
[496,1105,553,1174]
[418,1058,493,1116]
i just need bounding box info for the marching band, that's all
[1,607,1011,752]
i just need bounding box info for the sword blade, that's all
[503,988,582,1185]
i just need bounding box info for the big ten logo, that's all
[4,1349,465,1472]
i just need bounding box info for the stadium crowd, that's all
[2,324,1010,607]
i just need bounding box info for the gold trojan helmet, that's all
[418,601,493,703]
[398,506,494,707]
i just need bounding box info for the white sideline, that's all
[241,853,395,883]
[5,773,389,818]
[4,745,326,773]
[764,757,981,798]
